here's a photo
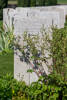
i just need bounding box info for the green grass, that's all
[0,51,14,76]
[8,0,17,5]
[0,20,3,28]
[0,21,13,77]
[8,0,67,5]
[58,0,67,4]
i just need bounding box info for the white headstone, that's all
[3,6,67,84]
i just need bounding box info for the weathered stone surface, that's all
[14,16,48,35]
[14,50,39,85]
[31,6,65,28]
[58,5,67,16]
[14,7,64,34]
[57,5,67,23]
[3,6,66,33]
